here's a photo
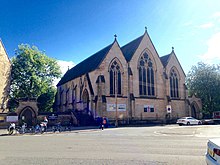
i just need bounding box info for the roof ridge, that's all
[160,54,171,67]
[121,34,144,62]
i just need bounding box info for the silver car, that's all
[206,138,220,165]
[176,117,202,126]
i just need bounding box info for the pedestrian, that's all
[41,116,48,132]
[98,117,102,130]
[35,124,40,133]
[101,117,107,130]
[43,116,48,124]
[21,122,26,134]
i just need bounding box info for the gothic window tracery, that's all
[170,68,179,98]
[138,52,155,96]
[109,59,122,95]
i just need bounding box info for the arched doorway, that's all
[19,106,36,126]
[82,89,89,112]
[191,102,199,118]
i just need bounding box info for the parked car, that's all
[176,117,202,126]
[202,119,215,125]
[206,138,220,165]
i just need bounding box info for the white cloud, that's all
[183,21,193,26]
[196,22,214,29]
[57,60,75,75]
[213,12,220,18]
[53,60,76,86]
[200,32,220,63]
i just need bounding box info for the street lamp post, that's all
[115,71,118,127]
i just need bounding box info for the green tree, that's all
[37,87,57,112]
[10,44,61,112]
[186,62,220,117]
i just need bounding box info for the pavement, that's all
[0,125,103,136]
[4,124,219,137]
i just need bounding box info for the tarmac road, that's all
[0,124,219,165]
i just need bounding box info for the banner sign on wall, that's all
[0,116,5,122]
[6,116,18,122]
[107,104,126,111]
[48,114,58,120]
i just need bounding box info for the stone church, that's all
[0,39,11,113]
[56,29,202,124]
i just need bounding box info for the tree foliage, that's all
[10,44,61,112]
[37,87,57,112]
[186,62,220,117]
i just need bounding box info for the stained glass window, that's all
[170,68,179,98]
[109,60,122,95]
[138,52,155,96]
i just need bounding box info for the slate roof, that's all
[57,43,113,86]
[160,54,171,67]
[58,32,178,87]
[121,34,144,62]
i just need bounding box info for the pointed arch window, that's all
[109,60,122,95]
[138,52,155,96]
[58,87,62,105]
[66,88,69,104]
[82,89,89,111]
[60,90,64,105]
[72,87,76,109]
[170,68,179,98]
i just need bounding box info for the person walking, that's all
[40,116,48,133]
[101,117,107,130]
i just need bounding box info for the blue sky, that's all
[1,0,220,78]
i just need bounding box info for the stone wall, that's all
[0,40,11,113]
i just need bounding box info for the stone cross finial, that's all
[114,34,117,40]
[145,26,147,32]
[172,47,174,52]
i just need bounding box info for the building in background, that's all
[56,29,202,124]
[0,39,11,113]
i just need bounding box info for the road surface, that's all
[0,124,219,165]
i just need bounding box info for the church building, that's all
[56,29,202,124]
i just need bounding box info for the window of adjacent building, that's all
[170,68,179,98]
[138,52,155,96]
[109,59,122,95]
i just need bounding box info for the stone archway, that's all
[16,98,38,126]
[188,94,202,119]
[190,102,199,118]
[19,106,36,126]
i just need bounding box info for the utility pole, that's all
[115,71,118,127]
